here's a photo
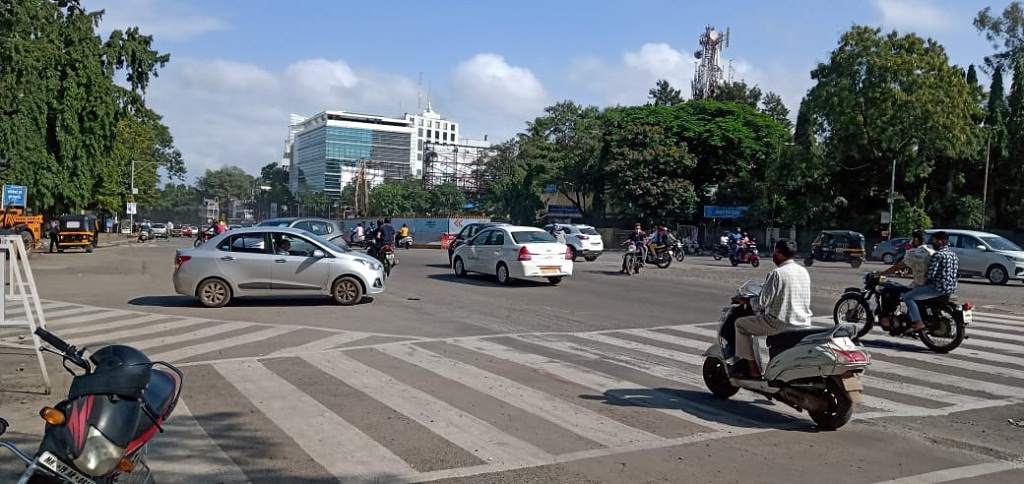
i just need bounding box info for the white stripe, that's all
[147,399,249,483]
[55,314,194,338]
[959,327,1024,347]
[71,318,212,346]
[302,351,553,468]
[266,331,373,357]
[44,309,139,328]
[377,343,663,447]
[874,461,1024,483]
[857,335,1024,375]
[964,319,1024,331]
[450,338,762,433]
[655,325,1024,406]
[513,334,789,429]
[627,329,981,406]
[35,306,109,319]
[148,326,292,363]
[214,360,416,482]
[973,311,1024,322]
[103,321,252,351]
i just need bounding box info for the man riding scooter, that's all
[732,238,812,379]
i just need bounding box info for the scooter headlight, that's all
[73,426,125,476]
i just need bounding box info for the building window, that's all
[452,124,457,131]
[428,121,432,128]
[443,122,448,130]
[418,128,423,137]
[418,140,423,150]
[417,153,422,160]
[418,119,423,126]
[443,132,448,141]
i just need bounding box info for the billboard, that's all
[2,185,27,206]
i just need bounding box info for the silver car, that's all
[173,227,385,307]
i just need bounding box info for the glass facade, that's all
[293,124,412,198]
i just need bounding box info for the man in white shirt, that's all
[733,238,813,379]
[878,230,933,329]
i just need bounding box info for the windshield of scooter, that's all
[736,280,763,299]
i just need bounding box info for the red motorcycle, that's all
[729,242,761,267]
[1,327,182,483]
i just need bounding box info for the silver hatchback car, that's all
[173,227,385,307]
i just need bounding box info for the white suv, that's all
[926,229,1024,285]
[544,223,604,261]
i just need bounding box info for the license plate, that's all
[963,310,972,325]
[38,451,95,484]
[540,267,558,274]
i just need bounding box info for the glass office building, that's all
[289,111,414,199]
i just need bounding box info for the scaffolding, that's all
[422,142,491,205]
[353,159,371,217]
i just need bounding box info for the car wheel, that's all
[583,254,598,262]
[986,264,1009,285]
[496,263,512,285]
[570,247,579,262]
[882,253,895,265]
[332,276,363,306]
[453,257,467,277]
[85,244,93,253]
[547,276,563,285]
[197,278,232,308]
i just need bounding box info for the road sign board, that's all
[2,185,27,206]
[703,205,748,219]
[126,202,137,215]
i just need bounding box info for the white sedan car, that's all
[451,225,573,285]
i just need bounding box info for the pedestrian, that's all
[48,219,59,253]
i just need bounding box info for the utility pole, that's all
[887,158,896,240]
[981,130,991,230]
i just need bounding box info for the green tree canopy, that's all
[648,79,684,106]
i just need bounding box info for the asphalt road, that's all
[1,237,1023,483]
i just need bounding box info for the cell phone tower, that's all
[691,25,730,100]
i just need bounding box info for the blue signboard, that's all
[548,204,582,217]
[703,205,748,219]
[545,184,558,194]
[2,185,26,206]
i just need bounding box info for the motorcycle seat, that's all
[767,327,832,359]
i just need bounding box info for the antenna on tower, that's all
[725,27,730,48]
[417,72,423,111]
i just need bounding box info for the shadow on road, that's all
[424,263,452,269]
[580,387,820,432]
[128,295,373,308]
[426,273,555,288]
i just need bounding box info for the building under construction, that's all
[421,140,492,207]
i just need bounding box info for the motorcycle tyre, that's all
[730,258,739,267]
[674,251,685,262]
[809,378,854,431]
[919,304,966,353]
[655,256,671,269]
[702,357,739,399]
[193,238,202,248]
[713,253,723,261]
[750,257,759,268]
[832,294,874,339]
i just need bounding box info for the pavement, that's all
[2,242,1023,483]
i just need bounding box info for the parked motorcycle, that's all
[1,327,183,483]
[833,272,972,353]
[729,243,760,267]
[702,281,869,430]
[397,235,413,250]
[645,242,673,268]
[621,240,644,275]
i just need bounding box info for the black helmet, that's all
[911,229,926,240]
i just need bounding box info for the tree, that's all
[430,183,466,216]
[712,80,762,107]
[804,26,983,233]
[605,124,699,224]
[483,139,545,224]
[1003,57,1024,228]
[760,92,792,131]
[974,2,1024,71]
[648,79,684,106]
[196,166,254,216]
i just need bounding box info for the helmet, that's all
[911,229,926,240]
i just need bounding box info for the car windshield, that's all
[512,230,557,244]
[981,235,1022,251]
[579,227,600,236]
[301,230,348,252]
[152,223,165,228]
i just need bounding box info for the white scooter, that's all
[702,281,870,430]
[397,235,413,249]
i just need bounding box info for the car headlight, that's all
[73,426,125,476]
[357,259,382,271]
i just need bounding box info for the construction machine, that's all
[0,205,44,249]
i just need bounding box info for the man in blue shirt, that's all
[902,231,958,334]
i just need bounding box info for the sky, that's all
[82,0,1014,183]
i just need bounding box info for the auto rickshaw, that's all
[53,214,99,253]
[804,230,866,268]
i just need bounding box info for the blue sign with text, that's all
[703,205,748,219]
[548,204,582,217]
[3,185,26,206]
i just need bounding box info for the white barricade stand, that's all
[0,235,51,393]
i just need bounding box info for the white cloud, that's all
[871,0,955,32]
[450,54,550,122]
[567,43,696,106]
[727,58,815,117]
[86,0,225,41]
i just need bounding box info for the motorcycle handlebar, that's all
[34,327,71,354]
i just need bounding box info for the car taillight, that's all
[174,255,191,270]
[834,348,867,363]
[518,246,532,261]
[565,247,573,260]
[577,235,589,240]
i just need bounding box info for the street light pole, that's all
[887,158,896,239]
[981,130,991,230]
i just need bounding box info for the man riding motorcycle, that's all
[369,217,396,263]
[901,231,958,335]
[877,230,933,330]
[620,223,648,274]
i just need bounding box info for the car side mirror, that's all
[976,244,987,251]
[312,249,326,258]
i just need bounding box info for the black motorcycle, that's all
[1,327,183,483]
[711,243,731,260]
[645,242,673,268]
[833,272,973,353]
[369,243,396,277]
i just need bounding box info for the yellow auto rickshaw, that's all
[805,230,866,268]
[53,214,99,253]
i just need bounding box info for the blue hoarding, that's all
[3,185,26,206]
[703,205,748,219]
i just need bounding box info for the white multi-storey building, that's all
[404,103,459,178]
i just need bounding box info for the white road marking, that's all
[874,461,1024,483]
[147,399,249,483]
[149,326,292,363]
[265,331,373,357]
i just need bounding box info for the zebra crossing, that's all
[2,301,1023,483]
